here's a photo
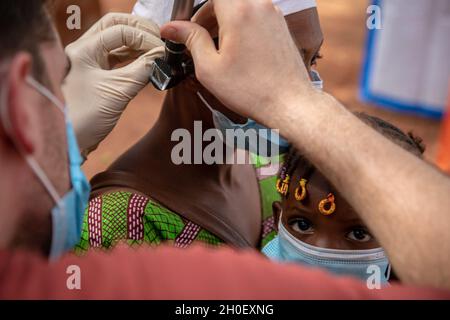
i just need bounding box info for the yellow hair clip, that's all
[318,193,336,216]
[276,175,290,196]
[294,179,308,202]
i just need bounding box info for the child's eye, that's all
[347,228,373,243]
[289,218,314,234]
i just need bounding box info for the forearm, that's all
[277,92,450,289]
[159,0,450,289]
[2,247,448,299]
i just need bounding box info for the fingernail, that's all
[163,26,178,39]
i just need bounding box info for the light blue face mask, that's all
[197,71,324,156]
[1,77,91,260]
[49,120,91,260]
[262,221,391,285]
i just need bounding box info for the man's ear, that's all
[2,53,38,155]
[272,201,283,232]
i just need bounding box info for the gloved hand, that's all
[63,13,164,158]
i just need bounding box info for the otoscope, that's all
[150,0,197,91]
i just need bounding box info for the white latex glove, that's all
[63,13,164,158]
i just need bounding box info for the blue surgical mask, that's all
[48,120,91,260]
[197,91,289,156]
[1,77,91,260]
[262,221,391,285]
[197,70,324,156]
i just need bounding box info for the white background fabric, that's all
[133,0,317,27]
[365,0,450,115]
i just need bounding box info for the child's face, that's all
[274,168,381,250]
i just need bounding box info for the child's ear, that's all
[272,201,283,232]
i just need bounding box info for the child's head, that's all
[264,113,425,282]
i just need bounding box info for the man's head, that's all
[0,0,71,254]
[273,113,425,251]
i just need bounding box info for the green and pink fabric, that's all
[76,154,283,253]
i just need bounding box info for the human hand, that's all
[63,13,164,158]
[160,0,317,127]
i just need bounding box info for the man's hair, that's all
[0,0,55,82]
[278,112,426,197]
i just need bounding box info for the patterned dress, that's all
[75,154,283,253]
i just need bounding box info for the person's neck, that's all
[108,83,262,247]
[143,83,238,181]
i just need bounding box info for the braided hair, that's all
[277,112,426,198]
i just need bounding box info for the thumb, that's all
[161,21,218,74]
[116,46,165,84]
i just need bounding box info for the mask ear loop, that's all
[26,77,65,113]
[276,210,284,232]
[0,77,64,206]
[196,91,253,126]
[26,77,67,205]
[196,91,215,114]
[24,77,70,260]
